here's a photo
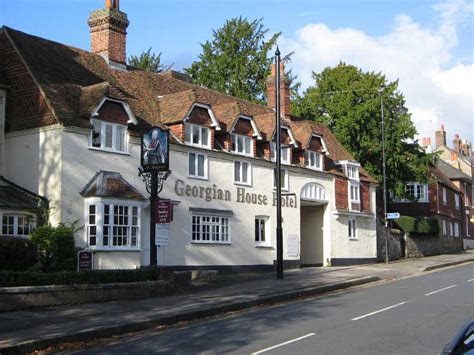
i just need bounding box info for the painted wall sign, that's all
[174,179,297,208]
[77,250,93,271]
[156,200,171,224]
[141,126,169,172]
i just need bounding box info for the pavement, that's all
[0,251,473,354]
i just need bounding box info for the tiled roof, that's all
[0,177,47,209]
[80,171,145,200]
[430,166,461,192]
[2,26,376,183]
[436,158,471,182]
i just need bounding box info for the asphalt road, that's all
[73,263,474,355]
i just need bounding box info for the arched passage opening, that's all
[300,183,328,266]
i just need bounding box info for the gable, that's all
[96,100,129,125]
[187,106,213,127]
[232,117,253,136]
[308,135,324,152]
[0,31,56,132]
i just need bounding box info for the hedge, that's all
[0,268,166,287]
[0,236,37,271]
[394,216,440,235]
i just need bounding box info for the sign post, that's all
[77,249,93,272]
[386,212,400,220]
[139,126,171,266]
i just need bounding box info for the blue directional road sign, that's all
[386,212,400,219]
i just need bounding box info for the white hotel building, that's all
[0,2,378,271]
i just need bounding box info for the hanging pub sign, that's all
[156,200,172,224]
[141,126,170,172]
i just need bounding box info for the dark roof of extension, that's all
[430,165,461,192]
[436,158,471,183]
[80,171,145,200]
[1,26,376,183]
[0,177,47,209]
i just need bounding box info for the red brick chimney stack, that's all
[435,124,446,149]
[88,0,129,66]
[266,62,291,118]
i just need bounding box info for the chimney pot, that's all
[105,0,112,8]
[440,124,445,131]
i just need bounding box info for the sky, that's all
[1,0,473,145]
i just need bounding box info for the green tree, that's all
[128,48,171,73]
[185,17,298,103]
[293,62,433,196]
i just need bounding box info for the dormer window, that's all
[231,134,253,156]
[306,151,322,170]
[270,142,290,165]
[90,119,128,153]
[346,165,359,180]
[185,123,210,148]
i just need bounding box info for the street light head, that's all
[275,46,280,56]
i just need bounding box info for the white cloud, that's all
[281,0,474,144]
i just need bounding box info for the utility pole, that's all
[379,89,389,264]
[275,47,284,280]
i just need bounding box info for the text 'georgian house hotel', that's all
[0,0,378,270]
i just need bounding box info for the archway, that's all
[300,183,328,266]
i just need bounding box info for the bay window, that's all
[1,214,33,236]
[85,199,141,249]
[90,119,128,153]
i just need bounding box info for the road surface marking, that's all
[425,285,457,296]
[467,279,474,282]
[351,302,407,321]
[251,333,316,354]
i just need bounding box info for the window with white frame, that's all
[255,216,270,246]
[90,119,128,153]
[191,215,230,244]
[231,134,253,156]
[234,161,251,185]
[348,219,357,239]
[397,183,429,202]
[306,151,322,170]
[1,214,33,236]
[184,123,210,148]
[466,216,470,236]
[455,194,460,209]
[450,221,454,236]
[270,142,290,165]
[442,187,447,205]
[350,182,360,203]
[188,152,208,179]
[454,222,460,237]
[273,168,289,191]
[442,219,447,236]
[346,165,359,180]
[85,200,140,249]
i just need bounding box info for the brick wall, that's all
[438,183,463,221]
[187,106,213,127]
[361,182,371,212]
[97,100,128,124]
[169,123,184,142]
[0,33,56,132]
[335,177,348,211]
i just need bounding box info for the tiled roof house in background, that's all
[0,0,379,270]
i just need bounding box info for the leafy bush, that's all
[394,216,439,235]
[0,236,37,271]
[30,225,76,272]
[0,268,165,287]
